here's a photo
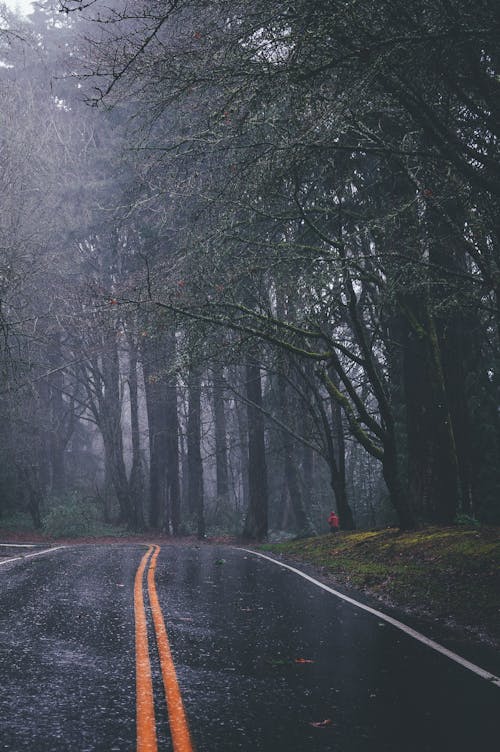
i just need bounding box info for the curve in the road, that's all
[240,548,500,689]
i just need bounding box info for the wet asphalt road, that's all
[0,543,499,751]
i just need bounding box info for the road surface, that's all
[0,543,498,751]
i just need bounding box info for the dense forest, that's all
[0,0,498,540]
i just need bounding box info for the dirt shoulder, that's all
[259,525,500,650]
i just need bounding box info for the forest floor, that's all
[1,522,499,649]
[259,525,500,650]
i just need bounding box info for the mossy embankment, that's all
[260,526,500,647]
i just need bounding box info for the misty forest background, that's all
[0,0,499,541]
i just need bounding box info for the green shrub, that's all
[42,494,99,537]
[41,493,130,538]
[455,513,480,528]
[0,511,37,532]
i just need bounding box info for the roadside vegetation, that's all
[0,493,129,540]
[261,525,500,648]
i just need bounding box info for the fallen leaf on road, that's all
[309,719,333,728]
[295,658,315,664]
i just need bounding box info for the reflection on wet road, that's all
[0,543,498,751]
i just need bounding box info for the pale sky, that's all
[4,0,35,17]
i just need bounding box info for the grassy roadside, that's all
[260,525,500,648]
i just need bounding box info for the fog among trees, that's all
[0,0,498,540]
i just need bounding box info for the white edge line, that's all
[0,543,39,548]
[237,547,500,690]
[0,545,67,567]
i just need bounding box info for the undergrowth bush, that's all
[455,513,481,528]
[0,511,36,532]
[42,493,124,538]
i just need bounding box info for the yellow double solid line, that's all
[134,544,194,752]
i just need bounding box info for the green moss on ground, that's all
[261,525,500,646]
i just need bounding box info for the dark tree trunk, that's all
[101,419,131,524]
[212,362,229,503]
[426,214,480,519]
[329,381,355,530]
[235,389,250,513]
[179,422,189,516]
[284,445,314,536]
[23,466,43,530]
[382,433,416,531]
[440,315,474,515]
[277,368,315,536]
[47,333,70,496]
[242,359,268,541]
[100,331,133,526]
[165,333,181,535]
[34,378,52,495]
[102,459,114,523]
[324,369,355,530]
[276,463,290,530]
[400,298,461,524]
[142,347,167,530]
[128,335,145,531]
[187,367,205,538]
[301,441,314,512]
[300,360,315,509]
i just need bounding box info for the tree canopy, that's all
[0,0,498,539]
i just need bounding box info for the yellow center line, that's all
[148,545,194,752]
[134,545,158,752]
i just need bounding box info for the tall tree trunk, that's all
[47,336,67,496]
[142,344,167,530]
[187,366,205,538]
[400,293,461,524]
[382,432,416,531]
[100,330,132,525]
[101,416,131,525]
[212,361,229,503]
[235,389,250,514]
[242,359,268,541]
[299,360,318,519]
[128,334,145,531]
[329,370,355,530]
[397,169,465,524]
[22,466,43,530]
[102,457,114,523]
[277,367,315,536]
[165,333,181,535]
[319,366,355,530]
